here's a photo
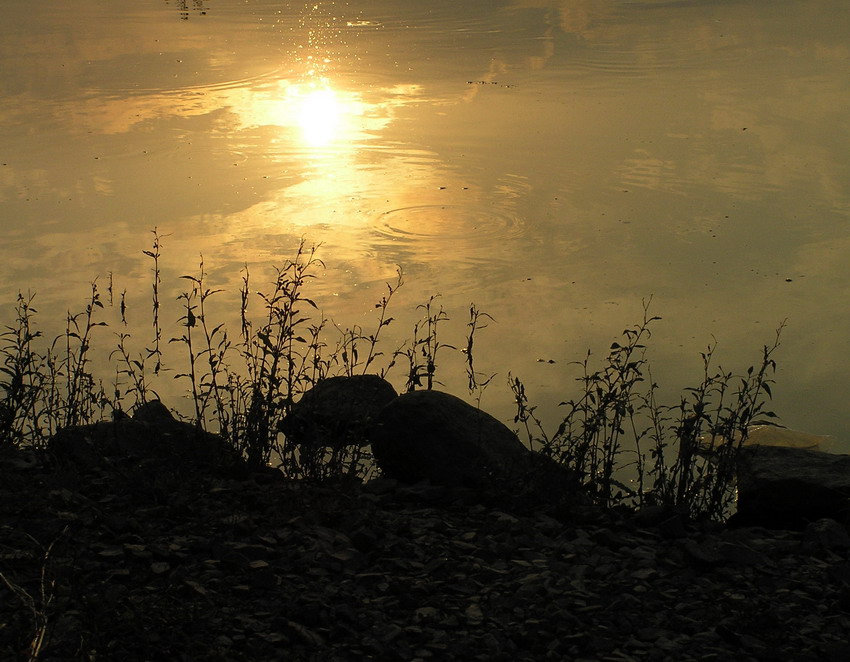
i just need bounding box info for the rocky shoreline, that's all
[2,446,850,662]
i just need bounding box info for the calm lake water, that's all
[2,0,849,448]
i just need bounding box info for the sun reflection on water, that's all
[295,85,343,147]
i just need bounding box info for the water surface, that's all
[2,0,849,446]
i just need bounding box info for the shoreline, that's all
[2,448,849,661]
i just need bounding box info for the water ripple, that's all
[376,204,523,244]
[371,204,526,292]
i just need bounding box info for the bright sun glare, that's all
[297,87,342,147]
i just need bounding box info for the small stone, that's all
[465,603,484,625]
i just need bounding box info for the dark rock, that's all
[631,505,692,539]
[657,513,690,540]
[361,477,400,495]
[132,399,177,425]
[49,400,245,476]
[280,375,397,448]
[681,538,765,569]
[681,538,724,566]
[633,504,673,528]
[0,444,38,471]
[734,446,850,529]
[716,541,763,567]
[371,389,537,488]
[802,518,850,555]
[521,448,583,494]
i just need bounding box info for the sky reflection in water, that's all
[1,0,849,444]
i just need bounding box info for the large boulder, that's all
[370,389,546,488]
[280,375,398,449]
[734,445,850,529]
[49,400,245,476]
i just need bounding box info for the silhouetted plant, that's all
[645,324,783,520]
[398,294,455,392]
[0,526,66,662]
[163,242,398,479]
[335,268,403,378]
[510,371,549,453]
[464,304,496,405]
[49,281,110,432]
[110,229,167,411]
[144,228,165,376]
[164,240,327,471]
[0,293,47,447]
[510,302,782,520]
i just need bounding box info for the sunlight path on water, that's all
[0,0,849,444]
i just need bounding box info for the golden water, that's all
[1,0,849,448]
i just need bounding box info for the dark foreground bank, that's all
[1,447,849,662]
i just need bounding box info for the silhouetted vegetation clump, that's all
[510,303,781,521]
[0,231,781,521]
